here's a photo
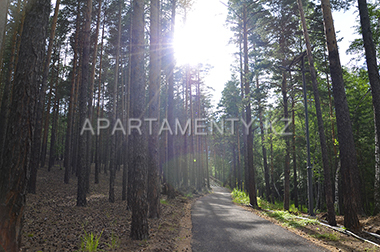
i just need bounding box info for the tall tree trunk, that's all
[281,70,290,211]
[297,0,336,225]
[0,0,8,54]
[256,71,270,202]
[147,0,161,219]
[375,119,380,214]
[40,82,53,167]
[29,0,61,192]
[95,10,105,185]
[243,4,257,208]
[77,0,93,207]
[123,23,131,201]
[109,0,121,203]
[166,0,176,199]
[357,0,380,215]
[237,123,242,190]
[48,82,60,172]
[320,0,361,231]
[129,0,149,240]
[291,97,298,208]
[64,3,80,183]
[86,0,102,192]
[0,0,50,249]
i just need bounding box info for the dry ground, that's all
[20,164,380,251]
[21,164,194,252]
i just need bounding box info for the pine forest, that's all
[1,0,380,251]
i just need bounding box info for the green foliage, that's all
[311,233,338,241]
[184,193,193,199]
[263,210,319,228]
[231,189,318,228]
[160,199,170,205]
[79,228,103,252]
[231,188,250,205]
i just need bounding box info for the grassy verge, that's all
[231,188,317,228]
[230,188,380,251]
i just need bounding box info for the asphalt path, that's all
[191,186,328,252]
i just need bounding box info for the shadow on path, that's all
[191,186,328,252]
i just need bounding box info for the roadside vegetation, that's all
[231,188,380,251]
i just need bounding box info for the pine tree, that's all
[0,0,50,249]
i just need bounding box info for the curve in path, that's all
[191,186,328,252]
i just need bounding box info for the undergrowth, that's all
[231,188,319,228]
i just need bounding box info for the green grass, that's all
[231,188,306,214]
[263,210,319,228]
[160,199,170,205]
[231,188,319,228]
[231,188,250,205]
[79,228,103,252]
[311,233,338,241]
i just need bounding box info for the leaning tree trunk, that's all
[357,0,380,215]
[129,0,149,240]
[297,0,336,225]
[320,0,361,231]
[0,0,50,250]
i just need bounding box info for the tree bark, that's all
[129,0,149,240]
[243,4,257,208]
[320,0,361,231]
[147,0,161,219]
[77,0,93,207]
[0,0,50,249]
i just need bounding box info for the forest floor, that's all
[21,164,198,252]
[20,164,380,251]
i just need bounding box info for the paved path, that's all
[191,186,328,252]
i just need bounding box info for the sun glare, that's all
[173,1,226,66]
[174,22,210,66]
[172,0,236,105]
